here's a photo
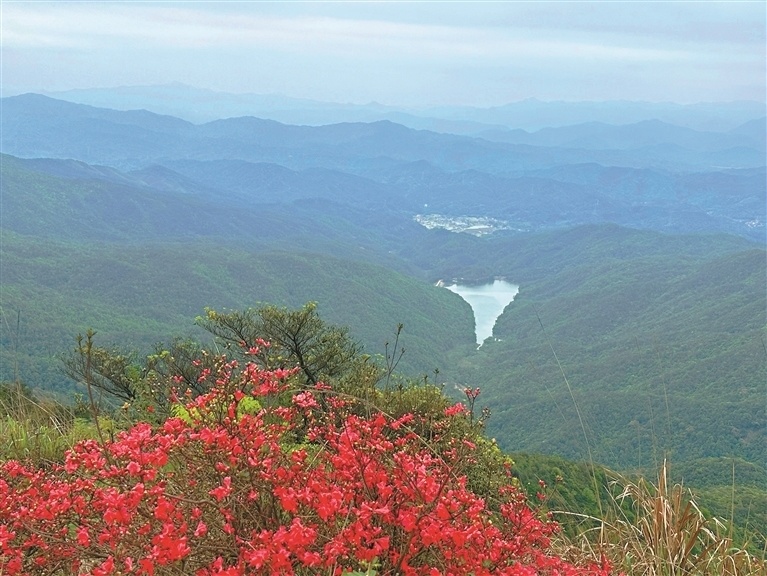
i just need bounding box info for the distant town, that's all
[413,214,518,236]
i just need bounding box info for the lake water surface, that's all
[444,280,519,346]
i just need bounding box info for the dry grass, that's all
[557,460,766,575]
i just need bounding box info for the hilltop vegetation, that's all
[1,307,763,574]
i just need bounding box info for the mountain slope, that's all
[0,232,475,396]
[445,237,766,470]
[4,94,764,176]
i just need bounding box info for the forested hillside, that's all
[459,245,765,467]
[0,233,474,395]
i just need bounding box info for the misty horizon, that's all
[2,3,764,107]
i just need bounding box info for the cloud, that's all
[1,4,701,62]
[2,2,764,104]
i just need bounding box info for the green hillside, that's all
[445,244,765,470]
[0,232,475,396]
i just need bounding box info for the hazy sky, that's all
[2,1,765,106]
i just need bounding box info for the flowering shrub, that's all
[0,352,612,575]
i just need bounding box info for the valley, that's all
[1,92,765,547]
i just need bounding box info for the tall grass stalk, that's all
[534,304,604,519]
[0,382,103,464]
[559,460,766,575]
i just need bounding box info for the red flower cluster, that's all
[0,357,612,575]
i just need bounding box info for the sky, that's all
[2,1,765,107]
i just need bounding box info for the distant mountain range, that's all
[36,83,766,133]
[2,93,764,241]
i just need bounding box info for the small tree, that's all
[61,332,217,419]
[62,330,140,405]
[198,302,371,388]
[62,304,376,417]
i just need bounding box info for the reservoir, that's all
[443,280,519,346]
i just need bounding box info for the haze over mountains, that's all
[3,91,765,241]
[1,90,764,491]
[40,83,766,132]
